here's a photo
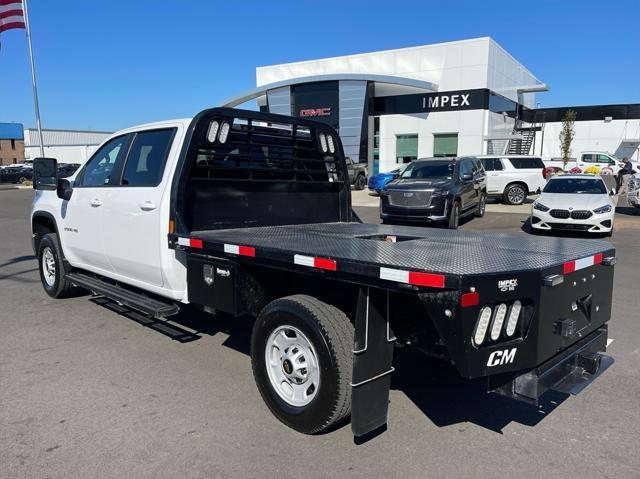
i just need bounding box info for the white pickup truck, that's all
[544,151,625,174]
[29,107,616,438]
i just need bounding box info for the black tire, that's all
[37,233,77,298]
[354,174,366,190]
[447,200,460,229]
[251,295,354,434]
[475,193,486,217]
[503,183,527,205]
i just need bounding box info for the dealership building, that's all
[224,37,640,174]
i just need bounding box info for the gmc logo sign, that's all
[299,107,331,117]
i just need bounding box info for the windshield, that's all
[544,178,607,194]
[400,162,454,179]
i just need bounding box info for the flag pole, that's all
[22,0,45,157]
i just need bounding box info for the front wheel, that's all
[37,233,78,298]
[447,200,460,229]
[354,174,366,190]
[475,193,486,217]
[251,295,354,434]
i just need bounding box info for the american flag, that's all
[0,0,25,34]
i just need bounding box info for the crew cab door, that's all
[101,128,177,287]
[481,158,505,194]
[60,135,129,273]
[457,158,476,210]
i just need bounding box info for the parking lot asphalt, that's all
[1,188,639,479]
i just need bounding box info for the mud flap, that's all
[351,287,395,437]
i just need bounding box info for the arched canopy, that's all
[221,74,438,107]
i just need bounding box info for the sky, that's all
[0,0,638,132]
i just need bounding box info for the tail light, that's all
[505,300,522,336]
[472,300,524,346]
[490,303,508,340]
[473,307,492,346]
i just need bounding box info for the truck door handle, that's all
[90,199,102,207]
[139,201,157,211]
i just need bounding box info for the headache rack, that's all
[169,107,353,236]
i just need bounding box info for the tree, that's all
[559,109,577,170]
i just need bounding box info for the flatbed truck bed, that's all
[32,107,617,439]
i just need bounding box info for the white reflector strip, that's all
[294,254,314,267]
[224,244,240,255]
[380,267,410,284]
[177,237,190,247]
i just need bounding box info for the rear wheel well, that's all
[32,215,57,252]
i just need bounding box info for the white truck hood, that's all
[538,193,612,210]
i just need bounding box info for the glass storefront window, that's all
[396,134,418,164]
[433,133,458,157]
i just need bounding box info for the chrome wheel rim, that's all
[453,205,459,226]
[508,187,525,204]
[265,325,320,407]
[479,196,486,214]
[42,247,56,287]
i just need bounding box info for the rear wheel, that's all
[447,200,460,229]
[37,233,78,298]
[354,174,366,190]
[504,183,527,205]
[251,295,353,434]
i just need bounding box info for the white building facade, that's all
[223,37,639,174]
[24,128,112,164]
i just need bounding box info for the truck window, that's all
[78,135,127,187]
[122,129,175,186]
[581,154,595,163]
[508,157,544,169]
[597,154,613,163]
[481,158,503,171]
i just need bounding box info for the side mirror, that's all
[57,178,73,201]
[610,188,616,196]
[33,157,58,190]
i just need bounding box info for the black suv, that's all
[380,156,486,229]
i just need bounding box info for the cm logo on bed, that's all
[487,348,517,367]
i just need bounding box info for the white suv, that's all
[478,155,547,205]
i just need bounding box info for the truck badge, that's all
[487,348,517,367]
[498,279,518,292]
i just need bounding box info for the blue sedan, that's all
[368,165,406,193]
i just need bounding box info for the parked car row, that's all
[0,163,79,184]
[371,154,621,236]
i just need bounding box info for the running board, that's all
[66,272,180,319]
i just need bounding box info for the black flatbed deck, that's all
[183,223,613,289]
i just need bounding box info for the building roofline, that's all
[25,128,114,134]
[256,37,492,72]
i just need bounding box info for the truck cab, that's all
[577,151,622,173]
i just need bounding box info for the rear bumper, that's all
[489,326,611,405]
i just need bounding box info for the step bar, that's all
[66,272,180,319]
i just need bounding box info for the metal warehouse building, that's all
[223,37,640,175]
[24,128,112,165]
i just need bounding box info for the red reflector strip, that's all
[380,267,445,288]
[294,254,337,271]
[224,244,255,257]
[461,292,480,308]
[563,252,604,274]
[177,237,203,249]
